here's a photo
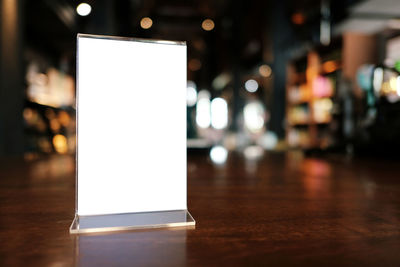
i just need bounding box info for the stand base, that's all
[70,210,195,234]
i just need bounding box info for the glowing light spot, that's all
[211,97,228,129]
[202,19,215,31]
[140,17,153,29]
[259,65,272,78]
[244,102,265,133]
[322,60,338,73]
[373,67,383,95]
[397,76,400,96]
[196,90,211,128]
[76,3,91,16]
[212,73,231,90]
[23,108,33,121]
[53,134,68,154]
[258,132,278,150]
[187,81,197,107]
[188,58,201,71]
[312,98,333,123]
[245,79,258,93]
[292,12,305,25]
[390,76,397,92]
[50,119,61,132]
[58,111,71,127]
[210,146,228,165]
[243,145,264,160]
[35,73,48,86]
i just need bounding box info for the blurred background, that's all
[2,0,400,164]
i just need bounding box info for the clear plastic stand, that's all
[70,210,195,234]
[70,34,195,234]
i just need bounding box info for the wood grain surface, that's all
[0,152,399,266]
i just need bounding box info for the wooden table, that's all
[0,152,399,266]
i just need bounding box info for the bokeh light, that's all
[210,145,228,165]
[76,3,91,16]
[245,79,259,93]
[53,134,68,154]
[259,65,272,78]
[140,17,153,29]
[188,58,202,71]
[244,102,265,133]
[187,81,197,107]
[196,90,211,128]
[211,97,228,129]
[202,19,215,31]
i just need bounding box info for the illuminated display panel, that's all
[77,34,187,216]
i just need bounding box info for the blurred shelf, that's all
[288,99,310,105]
[288,121,310,126]
[286,49,340,150]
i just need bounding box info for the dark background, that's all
[1,0,400,160]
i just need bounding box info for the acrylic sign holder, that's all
[70,34,195,234]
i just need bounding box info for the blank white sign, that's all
[77,34,187,216]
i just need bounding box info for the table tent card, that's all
[70,34,195,234]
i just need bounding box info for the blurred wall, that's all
[342,32,377,97]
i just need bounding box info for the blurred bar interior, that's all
[1,0,400,161]
[3,1,400,265]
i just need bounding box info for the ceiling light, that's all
[202,19,215,31]
[140,17,153,29]
[259,65,271,78]
[76,3,91,16]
